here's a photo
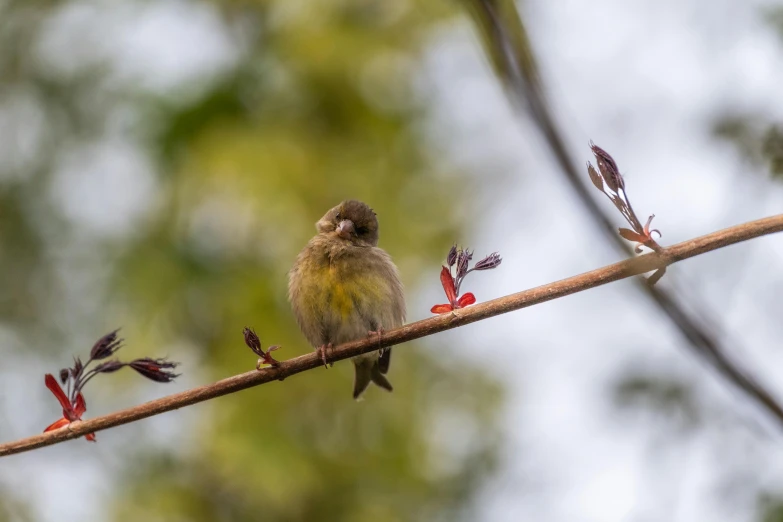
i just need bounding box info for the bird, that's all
[288,200,405,399]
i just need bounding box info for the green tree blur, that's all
[0,0,503,520]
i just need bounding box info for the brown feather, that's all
[288,200,405,398]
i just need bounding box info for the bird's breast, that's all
[326,256,388,316]
[327,265,356,319]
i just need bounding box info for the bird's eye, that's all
[356,226,368,235]
[335,212,341,220]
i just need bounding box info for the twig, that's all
[1,215,780,458]
[466,0,783,432]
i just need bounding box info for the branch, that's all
[1,215,781,458]
[466,0,783,431]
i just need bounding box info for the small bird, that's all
[288,200,405,399]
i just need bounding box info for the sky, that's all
[2,0,783,521]
[421,1,783,520]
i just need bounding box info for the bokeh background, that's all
[1,0,783,521]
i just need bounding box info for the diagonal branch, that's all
[1,215,781,458]
[466,0,783,431]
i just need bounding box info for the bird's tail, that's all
[353,357,393,399]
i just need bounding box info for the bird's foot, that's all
[367,327,385,349]
[316,343,333,368]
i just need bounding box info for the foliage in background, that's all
[711,6,783,181]
[0,0,503,520]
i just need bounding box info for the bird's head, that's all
[316,200,379,247]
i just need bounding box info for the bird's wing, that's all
[288,241,331,348]
[370,247,405,375]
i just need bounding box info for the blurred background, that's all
[1,0,783,520]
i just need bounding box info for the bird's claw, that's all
[368,327,386,355]
[317,343,333,368]
[367,327,385,345]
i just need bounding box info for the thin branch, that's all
[466,0,783,432]
[1,215,781,458]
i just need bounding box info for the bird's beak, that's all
[336,219,355,239]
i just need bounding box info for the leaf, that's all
[43,418,69,432]
[85,432,97,442]
[474,252,502,270]
[440,266,456,304]
[455,250,472,279]
[447,245,458,267]
[591,143,623,192]
[73,393,87,418]
[72,357,84,379]
[90,329,122,360]
[643,214,653,229]
[587,163,604,191]
[618,228,646,243]
[44,374,72,413]
[457,293,476,307]
[243,327,264,356]
[430,304,453,314]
